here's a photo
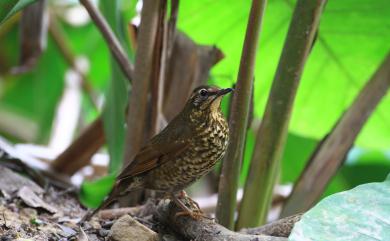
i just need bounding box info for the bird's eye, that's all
[199,89,208,97]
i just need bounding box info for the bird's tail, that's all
[80,177,144,223]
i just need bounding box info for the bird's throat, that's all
[210,96,223,113]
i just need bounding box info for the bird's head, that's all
[185,85,233,116]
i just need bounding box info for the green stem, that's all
[216,0,267,229]
[236,0,327,229]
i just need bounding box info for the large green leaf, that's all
[0,25,66,142]
[0,0,37,25]
[62,22,111,91]
[279,134,390,198]
[280,134,317,184]
[323,163,390,198]
[178,0,390,150]
[289,174,390,240]
[241,131,316,185]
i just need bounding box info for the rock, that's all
[0,166,44,196]
[110,215,158,241]
[17,186,58,213]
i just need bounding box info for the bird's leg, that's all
[169,193,201,220]
[178,190,202,212]
[170,192,212,220]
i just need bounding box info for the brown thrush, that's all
[82,85,232,221]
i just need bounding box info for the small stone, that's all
[98,229,110,237]
[110,215,158,241]
[1,234,14,241]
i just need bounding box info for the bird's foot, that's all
[170,192,213,220]
[189,198,202,211]
[175,209,212,220]
[177,190,202,212]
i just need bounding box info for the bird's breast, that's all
[146,112,229,192]
[178,113,229,179]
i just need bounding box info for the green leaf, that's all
[62,22,111,91]
[0,0,37,25]
[289,174,390,240]
[100,0,132,173]
[278,133,390,197]
[178,0,390,150]
[103,62,128,174]
[79,174,116,207]
[0,25,66,142]
[280,133,317,184]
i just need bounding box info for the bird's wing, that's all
[116,122,190,181]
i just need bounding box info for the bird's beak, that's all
[216,88,234,97]
[209,88,233,105]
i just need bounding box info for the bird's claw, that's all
[175,209,212,220]
[177,191,202,212]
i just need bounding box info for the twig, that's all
[79,0,134,83]
[236,0,327,229]
[216,0,267,229]
[98,206,144,220]
[281,54,390,217]
[240,213,302,237]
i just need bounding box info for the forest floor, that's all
[0,165,90,240]
[0,164,169,241]
[0,164,188,241]
[0,157,291,241]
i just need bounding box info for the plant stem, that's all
[79,0,133,83]
[216,0,267,229]
[123,0,162,165]
[280,53,390,217]
[150,0,168,136]
[236,0,327,229]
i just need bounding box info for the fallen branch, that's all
[240,213,302,237]
[155,200,287,241]
[98,206,143,220]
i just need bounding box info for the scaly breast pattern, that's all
[146,112,229,192]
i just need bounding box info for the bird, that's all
[82,85,232,221]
